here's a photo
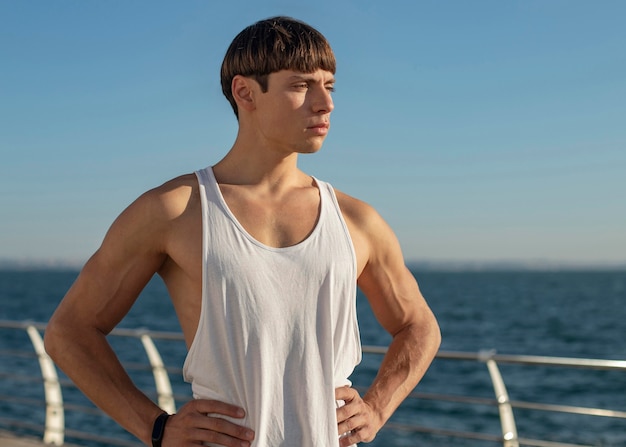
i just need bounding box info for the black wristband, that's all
[151,412,170,447]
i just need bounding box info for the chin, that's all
[297,145,323,155]
[297,138,325,154]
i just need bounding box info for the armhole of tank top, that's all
[321,180,358,278]
[182,169,210,378]
[322,180,363,365]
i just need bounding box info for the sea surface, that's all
[1,269,625,446]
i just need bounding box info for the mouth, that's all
[308,122,330,130]
[307,122,330,135]
[307,123,329,136]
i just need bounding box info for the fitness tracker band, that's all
[151,412,170,447]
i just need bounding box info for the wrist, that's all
[151,412,170,447]
[362,393,388,431]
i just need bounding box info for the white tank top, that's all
[183,166,362,446]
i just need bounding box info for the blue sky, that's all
[1,1,625,267]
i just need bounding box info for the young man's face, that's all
[251,69,335,155]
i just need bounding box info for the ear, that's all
[232,75,256,113]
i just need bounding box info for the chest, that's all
[218,184,321,248]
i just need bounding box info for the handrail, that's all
[1,319,625,447]
[25,325,64,446]
[139,333,176,414]
[437,350,626,371]
[482,351,519,447]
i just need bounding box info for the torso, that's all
[155,171,369,349]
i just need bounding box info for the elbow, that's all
[426,309,442,355]
[43,318,63,362]
[413,310,442,360]
[431,318,442,354]
[394,310,441,361]
[44,314,76,365]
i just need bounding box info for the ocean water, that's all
[1,269,625,446]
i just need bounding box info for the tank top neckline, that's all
[205,166,325,252]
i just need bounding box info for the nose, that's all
[312,86,334,114]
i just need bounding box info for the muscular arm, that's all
[336,194,441,445]
[44,180,254,446]
[44,187,175,444]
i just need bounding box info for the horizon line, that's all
[1,257,625,272]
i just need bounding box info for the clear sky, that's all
[1,1,625,267]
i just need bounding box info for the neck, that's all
[212,140,305,189]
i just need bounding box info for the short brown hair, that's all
[221,16,336,118]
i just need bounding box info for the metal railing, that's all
[1,320,625,447]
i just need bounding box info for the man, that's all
[45,16,440,447]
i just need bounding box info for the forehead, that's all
[269,69,336,83]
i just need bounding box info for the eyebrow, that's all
[288,74,336,84]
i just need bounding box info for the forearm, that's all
[44,322,162,445]
[363,316,441,426]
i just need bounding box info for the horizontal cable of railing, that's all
[1,320,624,447]
[4,321,621,372]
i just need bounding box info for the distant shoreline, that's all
[0,259,85,271]
[406,259,626,272]
[1,258,625,272]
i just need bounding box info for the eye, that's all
[326,85,336,93]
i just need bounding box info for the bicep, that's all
[356,211,429,336]
[52,194,168,334]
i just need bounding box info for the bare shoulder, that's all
[333,188,398,244]
[333,188,401,275]
[139,173,199,220]
[96,173,200,260]
[333,188,381,230]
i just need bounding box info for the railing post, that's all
[140,333,176,414]
[480,350,519,447]
[26,325,65,445]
